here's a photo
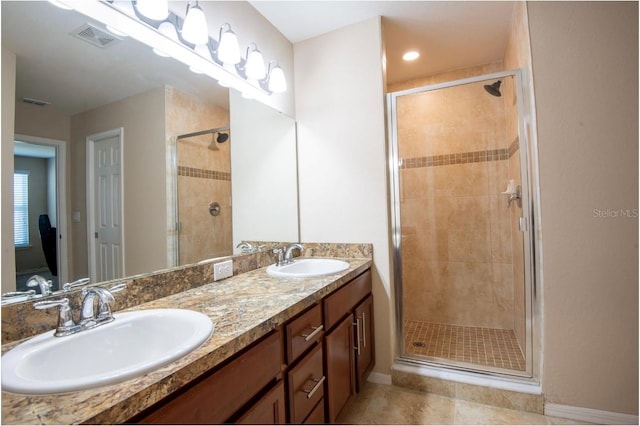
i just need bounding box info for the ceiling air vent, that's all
[22,97,51,107]
[70,23,121,49]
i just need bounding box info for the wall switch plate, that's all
[213,259,233,281]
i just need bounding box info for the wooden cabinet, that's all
[323,270,374,423]
[354,294,374,392]
[133,331,283,424]
[130,268,373,425]
[236,381,286,424]
[287,343,325,423]
[324,313,356,423]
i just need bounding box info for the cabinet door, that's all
[354,294,374,392]
[236,380,286,424]
[324,313,355,424]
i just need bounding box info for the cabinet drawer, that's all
[324,270,371,331]
[303,399,325,424]
[136,331,283,424]
[286,303,323,364]
[288,343,325,424]
[236,380,286,424]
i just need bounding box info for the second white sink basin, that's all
[1,308,213,395]
[267,258,350,279]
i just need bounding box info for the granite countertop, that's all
[1,257,372,425]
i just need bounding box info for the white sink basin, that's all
[1,309,213,395]
[267,258,350,279]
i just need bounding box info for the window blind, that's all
[14,171,29,247]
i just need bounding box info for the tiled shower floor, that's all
[404,320,526,371]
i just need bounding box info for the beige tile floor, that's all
[341,382,590,425]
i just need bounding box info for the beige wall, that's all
[1,47,17,294]
[295,17,392,375]
[70,88,167,280]
[166,87,232,264]
[528,1,638,416]
[14,102,71,142]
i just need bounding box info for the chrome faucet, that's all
[2,289,36,299]
[273,248,286,267]
[32,284,126,337]
[80,287,116,328]
[26,275,53,296]
[284,243,304,264]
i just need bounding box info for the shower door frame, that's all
[387,70,540,380]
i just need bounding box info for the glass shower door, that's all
[389,71,534,377]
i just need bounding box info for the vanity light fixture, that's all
[153,19,180,57]
[47,0,73,10]
[243,43,266,80]
[59,0,286,99]
[181,1,209,45]
[135,0,168,21]
[217,23,241,65]
[402,50,420,61]
[266,61,287,93]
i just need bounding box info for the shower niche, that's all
[388,71,535,378]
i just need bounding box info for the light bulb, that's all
[268,64,286,93]
[153,21,179,57]
[181,3,209,45]
[245,47,266,80]
[136,0,168,21]
[217,24,240,65]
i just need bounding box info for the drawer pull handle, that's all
[303,376,326,399]
[361,312,366,349]
[353,317,361,356]
[301,325,323,342]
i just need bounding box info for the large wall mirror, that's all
[1,1,299,304]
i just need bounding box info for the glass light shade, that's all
[181,5,209,45]
[268,65,286,93]
[153,21,179,57]
[47,0,73,10]
[217,28,240,65]
[245,49,266,80]
[136,0,168,21]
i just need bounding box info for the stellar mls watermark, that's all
[592,208,638,218]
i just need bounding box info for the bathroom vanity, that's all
[1,248,373,425]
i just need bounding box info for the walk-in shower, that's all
[388,71,537,378]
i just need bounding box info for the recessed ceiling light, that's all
[403,51,420,61]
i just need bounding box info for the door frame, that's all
[86,128,125,282]
[387,70,540,381]
[14,134,69,288]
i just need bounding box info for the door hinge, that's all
[94,231,99,239]
[519,217,528,232]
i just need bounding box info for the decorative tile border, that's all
[401,149,508,169]
[509,137,519,158]
[401,139,520,169]
[178,165,231,181]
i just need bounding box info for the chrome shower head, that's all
[484,80,502,97]
[216,132,229,143]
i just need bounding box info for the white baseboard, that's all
[367,372,392,385]
[545,403,639,425]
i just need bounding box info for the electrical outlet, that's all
[213,259,233,281]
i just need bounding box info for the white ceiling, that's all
[2,1,514,115]
[249,1,515,84]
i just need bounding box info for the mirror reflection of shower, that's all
[175,125,233,265]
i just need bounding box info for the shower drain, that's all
[412,341,426,348]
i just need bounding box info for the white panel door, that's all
[92,133,123,281]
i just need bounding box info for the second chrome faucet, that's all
[273,243,305,267]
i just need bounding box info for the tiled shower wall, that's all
[166,87,232,265]
[393,69,521,331]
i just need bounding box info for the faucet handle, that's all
[33,298,80,337]
[63,277,91,292]
[273,248,285,266]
